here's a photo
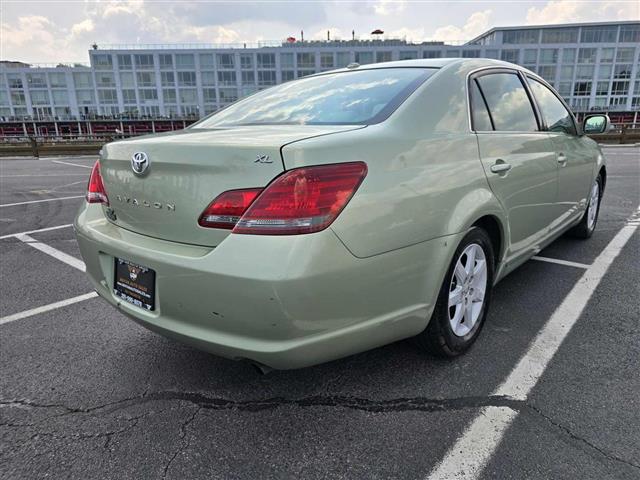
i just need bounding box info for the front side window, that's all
[475,72,538,132]
[194,67,435,127]
[527,77,576,135]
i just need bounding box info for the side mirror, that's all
[583,114,610,135]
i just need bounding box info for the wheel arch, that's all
[471,215,504,268]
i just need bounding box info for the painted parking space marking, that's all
[15,233,86,272]
[531,255,590,269]
[0,195,84,208]
[0,292,98,326]
[0,223,73,240]
[427,207,639,480]
[51,159,93,169]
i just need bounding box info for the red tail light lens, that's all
[86,160,109,205]
[198,188,262,229]
[233,162,367,235]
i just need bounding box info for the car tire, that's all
[414,227,495,357]
[570,174,602,239]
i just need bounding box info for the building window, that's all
[611,81,630,95]
[257,70,276,86]
[541,27,578,44]
[50,90,68,105]
[257,53,276,69]
[297,52,315,68]
[355,51,373,64]
[96,72,116,87]
[558,82,572,96]
[119,72,134,88]
[538,66,556,82]
[175,54,195,68]
[240,54,253,69]
[376,51,392,63]
[614,64,632,79]
[7,74,23,89]
[75,90,94,104]
[139,89,158,102]
[503,29,539,44]
[162,89,176,103]
[399,51,417,60]
[577,48,597,64]
[159,54,173,69]
[598,65,612,80]
[73,73,93,88]
[297,69,315,78]
[423,50,442,58]
[203,88,216,103]
[562,48,576,64]
[600,48,615,63]
[539,49,558,64]
[218,88,238,103]
[136,72,155,87]
[484,50,499,59]
[11,91,26,105]
[320,53,334,68]
[201,72,215,86]
[241,71,255,85]
[632,97,640,108]
[609,97,627,108]
[117,55,132,70]
[160,71,175,87]
[281,70,295,82]
[462,50,480,58]
[93,54,113,70]
[134,54,154,69]
[48,73,67,88]
[445,50,460,58]
[616,48,635,64]
[217,54,234,69]
[560,65,574,80]
[595,81,609,95]
[336,52,351,67]
[280,53,294,68]
[27,74,47,88]
[619,25,640,43]
[122,89,137,104]
[98,90,118,104]
[177,71,197,86]
[30,90,50,105]
[573,82,592,96]
[580,26,618,43]
[199,54,214,69]
[217,71,236,86]
[576,65,594,79]
[523,49,537,65]
[501,49,519,63]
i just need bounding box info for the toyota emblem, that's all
[131,152,149,175]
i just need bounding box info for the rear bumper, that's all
[75,204,458,369]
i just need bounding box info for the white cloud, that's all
[71,19,95,37]
[526,0,639,24]
[373,0,406,16]
[430,10,492,42]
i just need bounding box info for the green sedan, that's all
[75,58,608,370]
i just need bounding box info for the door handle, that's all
[490,161,512,174]
[557,153,567,165]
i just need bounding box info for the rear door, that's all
[525,75,595,230]
[471,69,558,260]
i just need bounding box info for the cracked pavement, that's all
[1,149,639,479]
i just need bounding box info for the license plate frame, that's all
[113,258,156,311]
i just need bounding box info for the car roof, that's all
[319,58,528,76]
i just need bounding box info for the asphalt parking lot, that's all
[1,147,638,479]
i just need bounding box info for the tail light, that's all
[86,160,109,205]
[198,188,262,229]
[234,162,367,235]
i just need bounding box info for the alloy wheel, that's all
[448,243,488,337]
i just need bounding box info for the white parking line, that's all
[51,160,93,169]
[428,207,639,480]
[0,292,98,326]
[0,195,84,208]
[532,255,590,269]
[0,223,73,240]
[16,233,86,271]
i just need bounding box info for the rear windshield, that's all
[192,67,436,127]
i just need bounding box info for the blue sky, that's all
[1,0,638,63]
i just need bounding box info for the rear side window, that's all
[470,80,493,131]
[476,73,539,132]
[527,77,577,135]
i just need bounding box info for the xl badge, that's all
[131,152,149,175]
[254,154,272,164]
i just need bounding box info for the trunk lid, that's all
[100,125,359,246]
